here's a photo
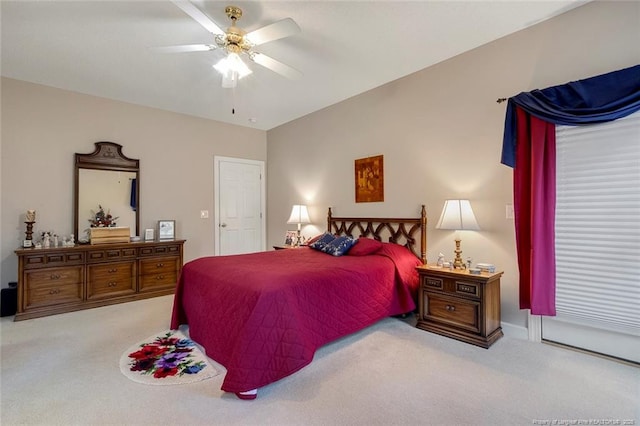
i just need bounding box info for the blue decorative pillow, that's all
[322,236,358,257]
[309,233,336,252]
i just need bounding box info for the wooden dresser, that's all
[14,239,185,321]
[416,265,503,348]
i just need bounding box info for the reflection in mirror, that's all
[78,169,137,237]
[74,142,140,242]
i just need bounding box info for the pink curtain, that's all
[514,106,557,316]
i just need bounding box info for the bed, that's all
[170,206,427,399]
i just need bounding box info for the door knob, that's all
[220,223,227,228]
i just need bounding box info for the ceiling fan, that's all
[163,0,302,88]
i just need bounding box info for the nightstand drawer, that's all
[455,281,480,298]
[420,274,481,300]
[423,293,480,333]
[422,276,444,290]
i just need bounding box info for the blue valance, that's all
[501,64,640,167]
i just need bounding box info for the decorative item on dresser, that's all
[14,239,185,321]
[416,265,503,348]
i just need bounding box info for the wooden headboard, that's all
[327,205,427,264]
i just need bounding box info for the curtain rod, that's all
[496,98,507,104]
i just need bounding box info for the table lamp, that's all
[287,204,310,246]
[436,199,480,269]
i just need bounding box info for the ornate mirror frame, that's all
[74,142,140,240]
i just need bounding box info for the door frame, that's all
[213,156,266,255]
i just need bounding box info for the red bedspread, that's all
[170,244,420,394]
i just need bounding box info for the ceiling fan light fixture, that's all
[221,72,239,88]
[214,52,252,87]
[169,2,302,83]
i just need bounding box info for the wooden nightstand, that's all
[416,265,503,348]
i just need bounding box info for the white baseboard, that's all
[501,321,529,340]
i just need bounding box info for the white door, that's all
[214,156,265,255]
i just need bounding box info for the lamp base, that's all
[453,237,465,269]
[294,225,302,247]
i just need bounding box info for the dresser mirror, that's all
[74,142,140,241]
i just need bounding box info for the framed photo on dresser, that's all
[158,220,175,240]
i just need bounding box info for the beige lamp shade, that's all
[287,205,310,225]
[436,199,480,231]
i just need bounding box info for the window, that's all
[542,112,640,362]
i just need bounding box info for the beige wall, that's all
[266,1,640,331]
[1,78,267,286]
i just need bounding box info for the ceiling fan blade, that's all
[251,53,302,80]
[151,44,216,53]
[245,18,301,46]
[170,0,225,36]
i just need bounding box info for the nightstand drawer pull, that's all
[445,305,456,312]
[50,274,61,280]
[425,278,443,289]
[456,282,480,297]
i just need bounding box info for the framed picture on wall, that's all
[158,220,175,240]
[355,155,384,203]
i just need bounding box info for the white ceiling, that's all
[1,1,588,131]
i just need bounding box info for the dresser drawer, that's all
[24,267,83,308]
[139,272,178,292]
[139,257,179,292]
[139,257,178,275]
[422,292,480,333]
[87,247,137,263]
[139,244,181,257]
[23,251,85,269]
[86,262,136,299]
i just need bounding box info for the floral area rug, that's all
[119,330,221,385]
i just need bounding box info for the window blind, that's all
[554,112,640,336]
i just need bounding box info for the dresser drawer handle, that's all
[156,275,165,280]
[156,263,164,268]
[108,281,117,287]
[108,268,118,273]
[445,305,456,312]
[50,274,61,280]
[49,288,61,295]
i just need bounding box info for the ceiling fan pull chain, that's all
[232,86,236,115]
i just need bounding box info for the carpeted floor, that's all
[1,295,638,425]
